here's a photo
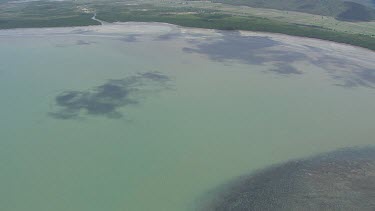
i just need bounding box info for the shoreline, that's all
[0,21,374,54]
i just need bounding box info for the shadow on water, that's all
[76,40,96,46]
[182,32,306,65]
[312,56,375,88]
[119,34,140,42]
[155,33,182,41]
[182,31,375,87]
[198,146,375,211]
[268,63,302,75]
[49,72,171,120]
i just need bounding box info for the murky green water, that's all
[1,23,374,211]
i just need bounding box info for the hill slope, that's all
[337,1,375,21]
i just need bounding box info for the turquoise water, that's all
[1,23,374,211]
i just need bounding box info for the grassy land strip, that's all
[0,14,99,29]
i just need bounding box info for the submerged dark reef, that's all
[199,146,375,211]
[50,71,170,119]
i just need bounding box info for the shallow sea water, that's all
[0,23,374,211]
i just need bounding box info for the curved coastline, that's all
[0,12,374,51]
[0,21,374,55]
[102,19,374,52]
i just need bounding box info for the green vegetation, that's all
[0,14,99,29]
[0,1,99,29]
[209,0,375,21]
[209,0,347,16]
